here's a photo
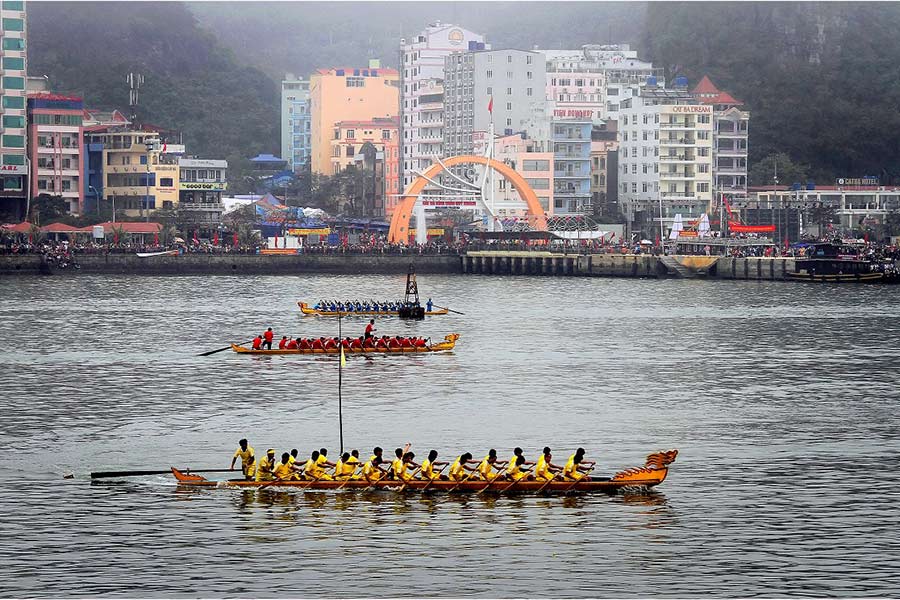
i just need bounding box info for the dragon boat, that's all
[298,302,449,317]
[171,450,678,494]
[230,334,460,355]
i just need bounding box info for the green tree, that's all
[749,153,810,188]
[30,194,69,225]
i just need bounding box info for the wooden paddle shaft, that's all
[91,468,236,479]
[199,340,254,357]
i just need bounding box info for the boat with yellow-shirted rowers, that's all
[171,450,678,494]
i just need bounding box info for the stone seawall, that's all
[0,253,462,276]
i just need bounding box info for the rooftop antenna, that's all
[127,72,144,126]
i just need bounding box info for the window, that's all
[698,183,710,193]
[382,129,391,140]
[631,164,637,174]
[2,134,23,147]
[523,160,550,171]
[333,128,340,140]
[698,164,709,173]
[526,87,533,97]
[2,95,23,109]
[1,37,24,51]
[525,178,549,189]
[506,87,512,95]
[698,115,710,124]
[642,183,648,193]
[2,18,24,31]
[486,86,492,96]
[507,54,513,63]
[526,55,533,64]
[527,71,533,80]
[38,179,47,190]
[332,146,340,157]
[346,146,354,157]
[486,70,492,78]
[346,77,365,88]
[632,182,637,193]
[506,118,512,126]
[346,129,355,139]
[140,155,147,165]
[2,1,25,9]
[506,102,512,111]
[506,70,513,78]
[2,115,23,128]
[3,153,24,165]
[2,76,24,90]
[62,180,72,192]
[2,56,23,70]
[160,177,174,187]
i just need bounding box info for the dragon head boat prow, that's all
[610,449,678,486]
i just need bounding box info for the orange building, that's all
[331,117,400,217]
[309,64,399,175]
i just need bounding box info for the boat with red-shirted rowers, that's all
[231,334,460,355]
[171,450,678,494]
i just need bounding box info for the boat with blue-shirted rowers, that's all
[298,301,449,316]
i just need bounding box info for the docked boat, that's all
[171,449,678,494]
[230,334,460,355]
[788,242,894,283]
[298,302,449,317]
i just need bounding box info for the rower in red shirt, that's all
[350,337,363,349]
[376,336,390,349]
[341,337,352,349]
[414,337,427,347]
[400,337,412,348]
[299,338,311,350]
[363,336,376,349]
[278,336,288,349]
[388,336,402,349]
[312,337,325,350]
[252,335,263,350]
[286,338,299,349]
[324,337,337,350]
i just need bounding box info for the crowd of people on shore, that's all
[230,439,596,484]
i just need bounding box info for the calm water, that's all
[1,274,898,597]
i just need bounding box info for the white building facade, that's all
[280,74,310,171]
[0,0,27,219]
[618,86,714,235]
[399,22,485,190]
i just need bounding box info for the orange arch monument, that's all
[387,155,548,244]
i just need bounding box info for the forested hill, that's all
[643,2,900,184]
[26,2,900,185]
[27,2,279,170]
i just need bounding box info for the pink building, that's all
[491,133,554,216]
[330,116,401,217]
[26,93,85,214]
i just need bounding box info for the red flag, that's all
[113,232,118,244]
[655,235,660,247]
[213,231,219,246]
[193,229,199,244]
[233,232,238,246]
[274,234,279,248]
[154,231,159,246]
[488,96,493,114]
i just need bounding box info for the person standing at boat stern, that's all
[230,438,255,476]
[365,319,376,341]
[263,327,274,350]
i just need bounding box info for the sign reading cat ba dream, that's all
[671,105,712,114]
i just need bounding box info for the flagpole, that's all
[338,313,343,454]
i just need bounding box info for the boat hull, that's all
[231,334,459,355]
[171,450,677,494]
[299,302,448,317]
[787,271,885,283]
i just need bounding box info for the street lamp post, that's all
[89,185,100,216]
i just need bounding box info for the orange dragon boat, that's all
[171,450,678,494]
[230,334,459,355]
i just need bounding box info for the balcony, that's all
[659,155,695,163]
[554,169,590,178]
[660,122,694,129]
[717,147,747,157]
[177,202,224,212]
[660,137,696,146]
[660,172,697,180]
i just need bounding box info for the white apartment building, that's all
[542,45,662,124]
[691,76,749,201]
[280,74,310,171]
[400,22,485,190]
[618,86,714,234]
[0,0,27,220]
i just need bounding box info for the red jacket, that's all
[264,330,274,342]
[299,339,311,350]
[252,337,262,350]
[286,340,298,349]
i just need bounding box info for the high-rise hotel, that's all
[0,0,27,220]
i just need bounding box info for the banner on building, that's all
[181,182,228,191]
[287,228,330,236]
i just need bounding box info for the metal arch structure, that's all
[388,155,548,244]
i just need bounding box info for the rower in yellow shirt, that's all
[562,448,595,481]
[534,447,564,482]
[255,448,276,482]
[505,455,532,481]
[448,452,478,482]
[274,452,301,481]
[476,449,502,481]
[334,452,360,480]
[506,447,533,473]
[303,450,333,481]
[317,448,336,471]
[395,452,421,482]
[230,438,255,476]
[362,455,387,483]
[243,455,257,480]
[419,450,448,480]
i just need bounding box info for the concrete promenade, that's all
[0,249,803,281]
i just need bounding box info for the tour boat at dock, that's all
[171,450,678,494]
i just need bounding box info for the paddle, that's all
[199,340,253,357]
[398,466,422,492]
[258,476,287,490]
[91,468,236,479]
[477,467,506,495]
[449,467,480,492]
[560,466,595,493]
[433,305,465,315]
[535,472,561,495]
[298,471,329,491]
[420,464,448,492]
[502,467,534,494]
